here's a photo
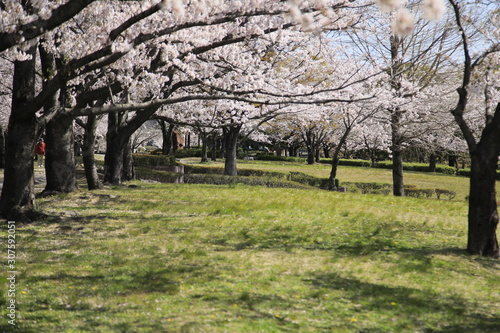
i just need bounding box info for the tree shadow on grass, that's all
[307,272,500,332]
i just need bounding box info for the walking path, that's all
[0,167,47,191]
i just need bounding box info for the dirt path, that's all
[0,167,47,191]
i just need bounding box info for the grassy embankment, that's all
[2,160,500,332]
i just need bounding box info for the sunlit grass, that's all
[2,181,500,332]
[180,157,484,201]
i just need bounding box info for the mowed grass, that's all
[2,181,500,332]
[180,158,480,201]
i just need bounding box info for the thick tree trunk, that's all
[223,125,241,176]
[429,153,437,173]
[465,103,500,257]
[82,114,101,190]
[306,146,315,164]
[159,120,174,155]
[104,112,125,185]
[200,131,208,163]
[467,149,499,257]
[122,139,135,181]
[44,113,78,193]
[0,46,38,221]
[0,125,4,169]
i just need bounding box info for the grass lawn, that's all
[2,179,500,332]
[180,158,476,201]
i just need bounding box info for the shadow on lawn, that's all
[307,272,500,332]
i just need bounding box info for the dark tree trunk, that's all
[211,134,217,161]
[323,145,331,159]
[223,125,241,176]
[122,139,134,181]
[464,102,500,257]
[429,153,437,172]
[40,43,77,194]
[0,46,38,221]
[200,131,208,163]
[44,113,78,193]
[328,128,352,190]
[304,130,318,165]
[391,109,404,196]
[159,120,174,155]
[467,149,499,257]
[82,114,101,190]
[104,112,125,185]
[448,154,458,168]
[0,125,5,169]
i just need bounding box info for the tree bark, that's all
[44,113,78,193]
[159,119,174,155]
[0,125,5,169]
[122,138,135,181]
[82,114,101,190]
[328,128,352,190]
[211,133,218,161]
[305,131,315,165]
[0,46,38,221]
[429,153,437,172]
[465,103,500,257]
[223,125,241,176]
[391,109,404,196]
[467,148,499,257]
[200,131,208,163]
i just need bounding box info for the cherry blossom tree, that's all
[447,0,500,257]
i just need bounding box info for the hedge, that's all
[133,154,177,167]
[288,172,330,188]
[256,154,307,163]
[182,165,288,179]
[135,167,315,190]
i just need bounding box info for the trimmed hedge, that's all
[184,174,315,189]
[256,154,307,163]
[288,172,330,188]
[135,167,184,183]
[134,154,177,167]
[135,167,315,190]
[183,165,288,179]
[320,159,373,168]
[375,161,456,175]
[405,188,435,199]
[341,182,392,195]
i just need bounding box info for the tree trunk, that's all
[429,153,437,173]
[211,134,217,161]
[200,131,208,163]
[44,113,78,193]
[306,133,316,164]
[159,120,174,155]
[465,103,500,257]
[391,109,404,196]
[82,114,101,190]
[224,125,241,176]
[104,112,125,185]
[122,138,135,181]
[467,148,499,257]
[0,46,38,221]
[0,125,5,169]
[328,128,352,190]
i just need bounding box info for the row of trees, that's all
[0,0,499,256]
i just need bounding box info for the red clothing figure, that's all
[35,141,46,155]
[35,140,46,167]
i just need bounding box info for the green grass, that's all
[2,181,500,332]
[179,157,481,201]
